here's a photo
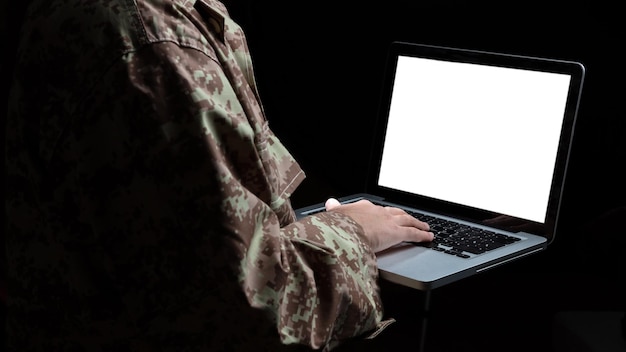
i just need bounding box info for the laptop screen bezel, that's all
[366,41,585,243]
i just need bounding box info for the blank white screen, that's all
[378,56,572,223]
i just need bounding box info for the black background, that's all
[3,1,625,351]
[232,2,626,215]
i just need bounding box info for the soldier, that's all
[4,0,433,351]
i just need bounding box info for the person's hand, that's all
[325,198,434,253]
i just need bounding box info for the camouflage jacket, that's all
[5,0,384,351]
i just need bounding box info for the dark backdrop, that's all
[232,1,626,249]
[235,1,625,216]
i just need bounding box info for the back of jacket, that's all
[5,0,384,351]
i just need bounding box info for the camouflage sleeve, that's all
[272,212,384,350]
[75,38,382,352]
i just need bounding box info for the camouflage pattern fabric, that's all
[5,0,386,350]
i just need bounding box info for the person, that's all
[4,0,433,351]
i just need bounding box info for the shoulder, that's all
[17,0,222,69]
[135,0,224,60]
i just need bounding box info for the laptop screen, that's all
[370,42,585,240]
[379,55,571,223]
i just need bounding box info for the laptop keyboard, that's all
[405,209,521,259]
[302,199,521,259]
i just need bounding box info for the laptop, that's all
[295,41,585,291]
